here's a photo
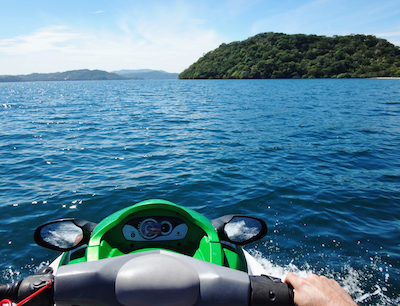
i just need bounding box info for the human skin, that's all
[285,272,357,306]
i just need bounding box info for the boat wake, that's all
[248,249,400,306]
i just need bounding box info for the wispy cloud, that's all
[93,10,104,14]
[375,30,400,38]
[0,16,224,74]
[374,30,400,46]
[191,19,208,25]
[251,0,400,43]
[251,0,343,35]
[0,1,223,74]
[0,26,84,55]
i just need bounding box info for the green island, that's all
[179,32,400,79]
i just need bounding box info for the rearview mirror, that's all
[212,215,267,245]
[34,219,97,252]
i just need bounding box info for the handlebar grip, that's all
[250,275,294,306]
[0,281,21,301]
[0,266,54,306]
[17,274,54,306]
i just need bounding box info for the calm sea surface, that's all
[0,79,399,304]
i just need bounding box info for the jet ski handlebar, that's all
[1,251,293,306]
[0,266,54,306]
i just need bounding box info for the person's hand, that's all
[285,272,357,306]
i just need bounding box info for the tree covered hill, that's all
[179,32,400,79]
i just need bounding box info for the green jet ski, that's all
[0,199,294,306]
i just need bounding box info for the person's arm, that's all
[285,272,357,306]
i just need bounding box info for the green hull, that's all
[59,199,248,272]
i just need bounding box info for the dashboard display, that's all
[122,216,188,241]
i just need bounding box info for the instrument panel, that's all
[122,216,188,242]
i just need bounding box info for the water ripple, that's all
[0,79,399,304]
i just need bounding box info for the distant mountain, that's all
[112,69,179,79]
[0,69,129,82]
[0,68,179,83]
[0,76,24,82]
[114,69,154,74]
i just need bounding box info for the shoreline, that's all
[371,77,400,79]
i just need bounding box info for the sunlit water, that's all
[1,79,399,304]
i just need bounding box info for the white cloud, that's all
[250,0,400,46]
[0,26,84,55]
[251,0,342,35]
[376,31,400,37]
[0,20,224,74]
[374,31,400,47]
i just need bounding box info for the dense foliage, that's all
[0,69,127,82]
[179,32,400,79]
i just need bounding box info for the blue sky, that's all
[1,0,399,75]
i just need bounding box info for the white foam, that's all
[247,248,399,305]
[248,249,312,281]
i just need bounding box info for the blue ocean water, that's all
[0,79,399,304]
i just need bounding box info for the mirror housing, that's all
[34,219,97,252]
[211,215,267,245]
